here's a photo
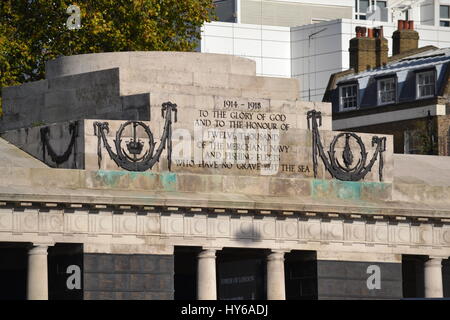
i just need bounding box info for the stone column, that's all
[27,244,49,300]
[266,250,286,300]
[197,248,217,300]
[424,257,444,298]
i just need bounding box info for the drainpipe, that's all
[308,28,327,101]
[427,110,435,155]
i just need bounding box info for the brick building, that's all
[323,20,450,155]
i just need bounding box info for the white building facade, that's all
[202,0,450,101]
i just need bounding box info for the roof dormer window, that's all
[416,70,436,99]
[377,77,396,105]
[339,83,358,111]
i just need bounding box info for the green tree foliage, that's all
[0,0,216,115]
[413,120,438,155]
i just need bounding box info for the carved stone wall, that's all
[1,205,449,257]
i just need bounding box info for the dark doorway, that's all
[442,258,450,297]
[48,243,83,300]
[217,248,266,300]
[402,255,427,298]
[174,246,200,300]
[0,242,28,300]
[285,250,318,300]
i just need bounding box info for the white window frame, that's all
[355,0,370,20]
[377,77,397,106]
[440,5,450,27]
[355,0,387,20]
[339,83,358,111]
[416,70,436,99]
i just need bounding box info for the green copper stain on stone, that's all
[311,179,330,199]
[128,171,157,180]
[312,179,361,200]
[94,170,177,191]
[333,180,361,200]
[160,172,177,191]
[95,170,128,187]
[312,179,391,201]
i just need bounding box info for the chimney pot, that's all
[355,26,367,37]
[373,27,384,39]
[367,28,374,38]
[393,20,419,55]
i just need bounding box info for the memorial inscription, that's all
[172,97,308,177]
[84,98,388,181]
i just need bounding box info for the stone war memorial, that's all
[0,51,449,300]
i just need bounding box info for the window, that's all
[355,0,387,21]
[355,0,370,20]
[213,0,237,23]
[440,5,450,27]
[404,130,422,154]
[377,0,387,8]
[416,71,436,99]
[377,78,396,105]
[339,84,358,110]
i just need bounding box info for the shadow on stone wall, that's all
[233,225,262,243]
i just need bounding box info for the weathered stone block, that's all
[194,72,229,89]
[360,182,392,202]
[30,168,82,189]
[156,70,194,86]
[268,178,311,197]
[2,80,48,99]
[85,170,131,190]
[177,174,223,193]
[223,176,270,195]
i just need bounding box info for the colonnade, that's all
[22,245,450,300]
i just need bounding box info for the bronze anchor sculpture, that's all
[93,102,177,172]
[40,121,79,167]
[307,110,386,182]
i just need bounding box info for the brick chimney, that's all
[349,26,387,73]
[374,26,388,68]
[393,20,419,55]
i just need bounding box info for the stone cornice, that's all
[0,204,450,256]
[0,197,450,225]
[0,192,450,223]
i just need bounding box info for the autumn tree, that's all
[0,0,216,115]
